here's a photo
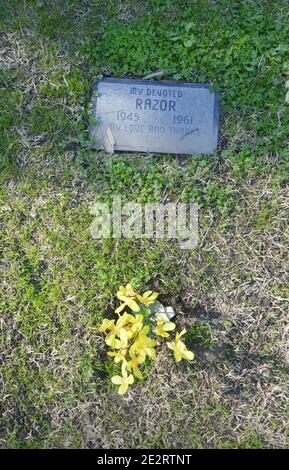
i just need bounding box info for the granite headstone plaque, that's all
[91,78,219,154]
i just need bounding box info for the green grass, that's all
[0,0,289,449]
[186,322,214,349]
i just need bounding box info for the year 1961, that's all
[173,114,193,125]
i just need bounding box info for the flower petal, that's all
[126,284,135,296]
[116,313,132,327]
[119,328,128,342]
[98,319,115,332]
[135,314,143,323]
[140,325,150,336]
[106,336,121,348]
[133,366,143,380]
[128,374,134,385]
[115,303,126,314]
[177,329,186,340]
[121,362,127,376]
[137,354,146,364]
[164,322,176,331]
[127,299,140,312]
[111,375,122,385]
[174,351,182,362]
[155,328,169,338]
[184,350,194,361]
[143,291,153,298]
[150,292,159,301]
[147,348,156,360]
[118,383,128,395]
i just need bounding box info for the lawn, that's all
[0,0,288,449]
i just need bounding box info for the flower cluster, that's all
[97,284,194,395]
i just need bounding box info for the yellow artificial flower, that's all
[155,318,176,338]
[115,283,140,313]
[105,333,119,348]
[125,313,144,338]
[98,318,115,333]
[107,348,127,364]
[114,312,144,339]
[102,315,132,348]
[131,325,156,360]
[116,312,134,328]
[127,350,145,380]
[137,290,158,306]
[106,327,128,349]
[167,329,194,362]
[103,321,121,347]
[111,364,134,395]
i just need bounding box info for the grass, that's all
[0,0,289,449]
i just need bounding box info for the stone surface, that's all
[91,78,219,155]
[148,300,176,321]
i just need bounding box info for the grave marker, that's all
[90,78,219,154]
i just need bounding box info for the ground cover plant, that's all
[0,0,289,449]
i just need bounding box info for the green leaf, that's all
[185,22,195,32]
[184,38,194,48]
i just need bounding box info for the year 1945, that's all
[117,111,139,122]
